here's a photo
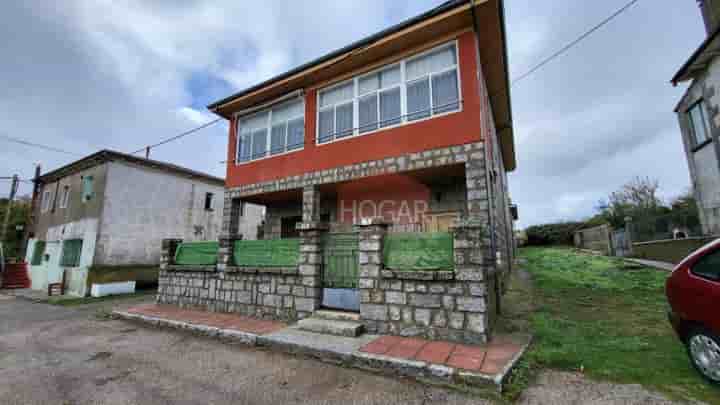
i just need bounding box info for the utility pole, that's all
[1,174,19,244]
[21,165,41,257]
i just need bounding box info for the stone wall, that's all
[357,220,492,344]
[156,268,317,320]
[157,225,323,321]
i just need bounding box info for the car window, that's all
[692,249,720,281]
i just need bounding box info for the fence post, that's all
[217,235,242,271]
[624,216,634,256]
[357,217,390,333]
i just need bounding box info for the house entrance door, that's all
[425,212,458,232]
[321,232,360,311]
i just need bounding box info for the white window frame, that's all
[688,100,711,147]
[41,190,52,213]
[59,185,70,209]
[316,40,462,146]
[235,97,305,165]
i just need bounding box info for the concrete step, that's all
[313,310,360,322]
[297,317,364,337]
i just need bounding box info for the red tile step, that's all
[124,304,287,335]
[360,334,525,374]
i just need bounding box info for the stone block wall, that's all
[156,268,320,320]
[156,191,325,321]
[357,220,492,344]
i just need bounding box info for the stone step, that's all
[297,318,364,337]
[312,310,360,322]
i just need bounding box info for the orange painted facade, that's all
[225,31,485,188]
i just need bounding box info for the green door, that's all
[322,232,360,311]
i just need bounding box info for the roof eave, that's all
[206,0,470,114]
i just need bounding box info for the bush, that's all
[525,222,584,246]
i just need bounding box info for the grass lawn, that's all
[510,247,719,404]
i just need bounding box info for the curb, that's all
[112,310,530,393]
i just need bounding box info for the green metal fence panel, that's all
[31,241,46,265]
[60,239,83,267]
[174,241,219,265]
[234,239,299,267]
[323,233,359,289]
[383,232,453,271]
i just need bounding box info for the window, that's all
[82,176,94,202]
[692,250,720,281]
[317,41,461,144]
[688,101,711,146]
[318,81,354,142]
[237,98,305,163]
[41,190,53,213]
[406,44,459,117]
[59,185,70,209]
[60,239,83,267]
[204,192,214,211]
[31,241,46,265]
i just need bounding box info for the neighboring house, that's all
[25,150,263,296]
[158,0,515,344]
[672,0,720,235]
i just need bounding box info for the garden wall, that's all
[632,237,716,264]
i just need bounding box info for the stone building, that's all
[672,0,720,235]
[25,150,263,296]
[157,0,516,343]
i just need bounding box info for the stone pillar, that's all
[302,185,321,222]
[217,234,242,271]
[624,216,634,255]
[357,218,390,333]
[160,238,183,269]
[452,220,491,343]
[294,185,326,318]
[217,192,243,271]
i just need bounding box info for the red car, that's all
[666,239,720,385]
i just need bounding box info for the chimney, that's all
[699,0,720,35]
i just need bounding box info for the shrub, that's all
[525,222,584,246]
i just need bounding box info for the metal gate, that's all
[322,232,360,311]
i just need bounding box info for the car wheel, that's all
[687,328,720,385]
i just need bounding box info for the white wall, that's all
[95,161,227,266]
[239,202,264,240]
[681,57,720,234]
[26,218,99,297]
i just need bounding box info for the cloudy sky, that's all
[0,0,706,228]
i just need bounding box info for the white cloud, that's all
[0,0,708,230]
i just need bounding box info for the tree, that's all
[598,176,665,228]
[0,196,31,259]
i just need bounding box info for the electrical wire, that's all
[129,118,223,155]
[0,133,84,156]
[510,0,641,87]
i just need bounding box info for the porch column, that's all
[451,221,491,342]
[294,185,326,318]
[217,193,243,271]
[459,148,496,342]
[357,218,390,333]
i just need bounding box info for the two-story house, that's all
[672,0,720,235]
[157,0,515,344]
[25,150,263,296]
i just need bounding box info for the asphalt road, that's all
[0,294,682,404]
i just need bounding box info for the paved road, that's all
[0,295,682,404]
[625,258,675,272]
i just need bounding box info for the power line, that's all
[130,118,224,156]
[0,133,84,157]
[510,0,640,87]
